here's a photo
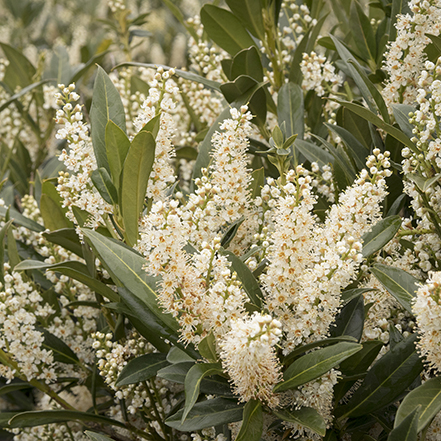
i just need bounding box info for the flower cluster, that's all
[220,313,282,408]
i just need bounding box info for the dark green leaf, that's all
[278,83,304,154]
[7,226,20,269]
[407,173,441,193]
[8,410,126,429]
[273,407,326,437]
[182,363,223,422]
[91,168,118,205]
[395,377,441,432]
[115,353,169,387]
[0,43,35,90]
[389,0,411,42]
[200,5,256,56]
[85,431,114,441]
[388,407,420,441]
[371,264,419,314]
[120,131,155,246]
[105,120,131,186]
[275,342,362,392]
[294,139,334,169]
[198,332,218,363]
[330,296,364,341]
[42,229,83,258]
[166,398,243,431]
[0,220,13,285]
[0,383,31,396]
[391,104,415,139]
[350,1,376,62]
[225,0,265,39]
[38,328,79,364]
[220,217,245,249]
[220,248,263,308]
[90,66,126,174]
[337,334,424,419]
[230,47,264,82]
[14,259,119,302]
[339,340,384,376]
[250,167,264,198]
[341,288,376,305]
[158,362,194,384]
[236,400,263,441]
[362,216,402,258]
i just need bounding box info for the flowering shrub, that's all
[3,0,441,440]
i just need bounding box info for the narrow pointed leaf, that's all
[90,66,126,174]
[395,377,441,432]
[337,334,424,419]
[81,229,179,333]
[115,353,169,386]
[105,120,130,186]
[38,328,79,364]
[43,229,83,258]
[220,248,263,307]
[167,347,196,364]
[362,216,402,258]
[275,342,362,392]
[371,264,419,314]
[350,2,376,62]
[198,332,218,363]
[225,0,264,39]
[166,398,243,431]
[200,5,256,56]
[91,167,118,205]
[278,82,304,150]
[330,295,364,341]
[391,104,415,139]
[273,408,326,437]
[294,139,334,169]
[0,206,44,232]
[388,407,420,441]
[120,131,155,246]
[8,410,126,429]
[0,43,35,90]
[15,259,119,302]
[182,363,223,422]
[85,432,114,441]
[236,400,263,441]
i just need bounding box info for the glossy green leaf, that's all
[347,60,390,124]
[120,130,155,246]
[275,342,362,392]
[182,363,223,422]
[221,75,258,103]
[81,229,179,333]
[85,431,114,441]
[8,410,126,429]
[7,226,20,269]
[236,400,263,441]
[337,334,424,419]
[198,332,218,363]
[283,336,358,366]
[0,412,21,428]
[91,167,118,206]
[40,181,73,231]
[0,383,31,396]
[339,340,384,376]
[388,407,420,441]
[166,398,243,431]
[38,327,79,364]
[324,123,367,171]
[251,167,264,198]
[391,104,415,139]
[338,106,372,150]
[341,288,376,305]
[220,248,263,308]
[42,228,83,258]
[294,139,334,169]
[105,120,130,186]
[278,82,304,153]
[0,43,35,90]
[362,216,402,258]
[90,65,126,174]
[334,100,416,152]
[371,264,419,314]
[407,173,441,193]
[115,353,169,387]
[167,347,196,364]
[14,259,119,302]
[225,0,264,40]
[330,296,364,341]
[200,5,256,56]
[220,217,245,249]
[273,408,326,437]
[350,1,376,62]
[230,47,263,82]
[158,362,194,384]
[395,376,441,432]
